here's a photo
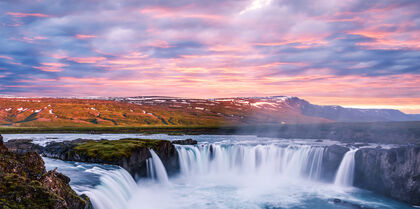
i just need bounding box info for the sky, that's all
[0,0,420,113]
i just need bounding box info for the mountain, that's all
[281,97,420,122]
[0,96,418,128]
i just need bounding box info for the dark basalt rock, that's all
[354,146,420,205]
[321,145,350,181]
[172,138,198,145]
[42,139,93,160]
[42,138,179,178]
[0,134,91,209]
[4,139,44,154]
[154,140,180,176]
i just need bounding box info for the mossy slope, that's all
[73,138,163,162]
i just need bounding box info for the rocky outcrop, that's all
[321,145,350,181]
[0,134,91,209]
[172,138,198,145]
[4,139,44,154]
[41,169,92,209]
[43,138,179,178]
[328,198,374,209]
[354,146,420,205]
[42,139,92,160]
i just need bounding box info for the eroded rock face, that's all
[0,134,91,209]
[354,146,420,205]
[321,145,350,181]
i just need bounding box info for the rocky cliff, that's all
[0,134,92,209]
[42,138,179,178]
[322,145,350,181]
[354,146,420,205]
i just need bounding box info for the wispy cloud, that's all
[0,0,419,112]
[75,34,97,39]
[6,12,51,18]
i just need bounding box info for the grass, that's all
[0,125,237,134]
[0,97,331,128]
[0,98,241,128]
[73,138,164,161]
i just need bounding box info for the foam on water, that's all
[147,149,170,184]
[84,169,137,209]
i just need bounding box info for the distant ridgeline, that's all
[0,96,419,128]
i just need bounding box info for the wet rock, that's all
[354,146,420,205]
[0,134,91,209]
[42,139,92,160]
[172,138,198,145]
[328,198,374,209]
[322,145,350,181]
[4,139,44,154]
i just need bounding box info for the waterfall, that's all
[82,143,368,209]
[334,149,358,187]
[83,168,137,209]
[176,144,325,180]
[147,149,170,184]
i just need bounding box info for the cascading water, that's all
[83,168,137,209]
[9,134,414,209]
[334,149,358,187]
[146,149,170,184]
[176,144,325,181]
[41,137,413,209]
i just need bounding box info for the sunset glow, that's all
[1,0,419,113]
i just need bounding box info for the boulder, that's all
[328,198,374,209]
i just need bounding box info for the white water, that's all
[177,144,325,180]
[83,168,137,209]
[147,149,170,184]
[42,134,410,209]
[334,149,358,187]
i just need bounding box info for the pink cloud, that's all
[0,55,13,60]
[75,34,97,39]
[67,57,107,64]
[6,12,51,18]
[140,6,223,21]
[33,62,68,72]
